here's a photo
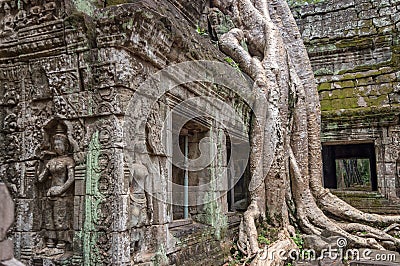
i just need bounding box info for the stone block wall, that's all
[292,0,400,199]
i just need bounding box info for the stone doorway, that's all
[322,143,378,191]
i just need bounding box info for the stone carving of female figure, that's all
[37,129,75,256]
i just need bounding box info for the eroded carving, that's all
[129,163,152,228]
[1,81,19,106]
[0,1,14,37]
[146,105,165,156]
[30,66,52,100]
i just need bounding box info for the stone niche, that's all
[0,0,248,265]
[292,0,400,201]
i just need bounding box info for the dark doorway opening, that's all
[322,143,378,191]
[226,135,250,212]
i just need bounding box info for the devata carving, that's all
[36,122,75,257]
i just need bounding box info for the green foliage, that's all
[257,235,271,246]
[228,259,240,266]
[224,57,241,71]
[228,242,250,266]
[196,25,208,35]
[291,232,304,250]
[335,159,371,188]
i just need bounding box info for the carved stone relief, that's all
[2,107,21,162]
[0,1,15,37]
[0,80,20,106]
[0,0,60,37]
[35,121,75,258]
[128,163,152,228]
[146,103,165,156]
[29,66,52,101]
[130,12,175,65]
[0,163,20,197]
[48,71,80,95]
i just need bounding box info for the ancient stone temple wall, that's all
[0,0,246,265]
[292,0,400,199]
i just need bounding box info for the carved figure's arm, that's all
[59,165,75,195]
[38,165,50,183]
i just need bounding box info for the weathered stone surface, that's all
[0,0,245,265]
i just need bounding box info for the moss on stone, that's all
[320,99,333,111]
[338,88,356,99]
[355,77,374,86]
[71,0,96,16]
[342,73,356,80]
[376,73,397,83]
[314,68,334,76]
[375,84,394,95]
[366,95,389,106]
[335,37,371,50]
[318,82,332,91]
[322,105,400,121]
[331,98,359,109]
[83,131,103,265]
[334,80,355,88]
[319,91,331,100]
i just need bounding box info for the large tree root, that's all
[238,200,261,256]
[212,0,400,264]
[251,230,298,266]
